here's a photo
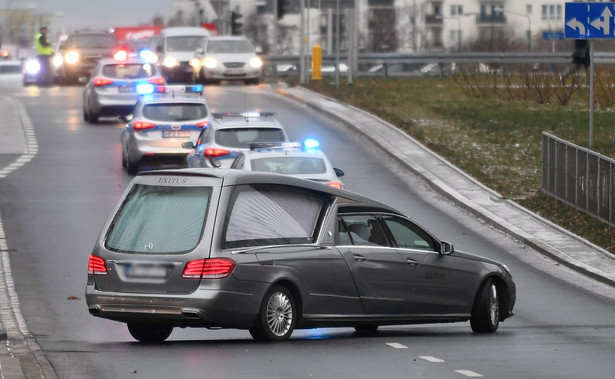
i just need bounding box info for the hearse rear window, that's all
[105,184,211,254]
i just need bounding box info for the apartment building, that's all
[234,0,593,54]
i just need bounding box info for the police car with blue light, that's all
[230,139,345,189]
[183,111,289,169]
[120,84,210,174]
[83,52,166,124]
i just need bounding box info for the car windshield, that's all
[143,103,208,121]
[105,184,211,254]
[102,63,156,79]
[166,36,205,52]
[251,156,327,175]
[215,128,286,148]
[206,40,254,54]
[69,35,117,49]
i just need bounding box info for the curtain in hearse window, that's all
[223,185,327,248]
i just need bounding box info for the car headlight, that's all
[24,59,41,74]
[163,56,179,68]
[64,51,79,64]
[249,56,263,69]
[52,54,63,68]
[189,57,201,68]
[204,56,217,69]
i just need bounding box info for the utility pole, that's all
[299,0,305,84]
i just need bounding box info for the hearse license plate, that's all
[126,264,168,278]
[163,130,191,138]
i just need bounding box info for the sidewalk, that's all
[275,84,615,288]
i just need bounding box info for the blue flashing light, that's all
[303,138,320,149]
[136,83,155,94]
[139,49,158,64]
[189,84,204,94]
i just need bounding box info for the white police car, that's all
[83,54,166,123]
[183,112,289,169]
[120,84,210,174]
[229,140,345,189]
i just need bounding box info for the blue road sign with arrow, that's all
[565,2,615,39]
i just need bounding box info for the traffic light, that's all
[231,11,243,36]
[572,39,590,68]
[277,0,289,20]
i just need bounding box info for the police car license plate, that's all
[164,86,186,93]
[163,130,191,138]
[118,86,136,93]
[226,68,244,75]
[125,264,168,279]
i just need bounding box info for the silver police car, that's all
[83,56,165,123]
[85,168,516,343]
[121,84,210,174]
[183,112,289,169]
[230,140,345,189]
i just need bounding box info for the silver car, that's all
[83,57,165,123]
[85,168,516,343]
[184,112,289,169]
[230,140,345,188]
[199,36,263,85]
[121,85,210,174]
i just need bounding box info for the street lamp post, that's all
[495,6,531,51]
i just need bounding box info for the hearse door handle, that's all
[406,258,420,266]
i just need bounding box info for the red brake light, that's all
[148,77,165,85]
[327,182,343,189]
[88,255,107,275]
[182,258,236,279]
[204,148,230,157]
[196,121,209,128]
[93,78,113,87]
[133,121,156,130]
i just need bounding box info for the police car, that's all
[183,112,289,169]
[230,140,345,189]
[120,84,210,174]
[83,54,166,123]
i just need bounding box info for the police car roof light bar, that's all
[212,111,276,120]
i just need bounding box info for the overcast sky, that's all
[20,0,176,35]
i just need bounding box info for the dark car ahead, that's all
[59,31,119,84]
[85,169,515,343]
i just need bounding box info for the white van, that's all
[155,27,211,83]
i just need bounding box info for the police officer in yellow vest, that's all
[35,26,53,86]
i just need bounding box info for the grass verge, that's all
[296,76,615,253]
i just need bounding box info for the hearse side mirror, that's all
[440,241,454,255]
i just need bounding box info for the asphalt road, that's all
[1,80,615,378]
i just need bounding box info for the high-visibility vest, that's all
[35,33,52,55]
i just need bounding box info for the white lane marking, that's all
[419,356,446,363]
[0,97,38,179]
[386,342,408,349]
[455,370,484,377]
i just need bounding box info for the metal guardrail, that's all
[263,52,615,78]
[542,132,615,227]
